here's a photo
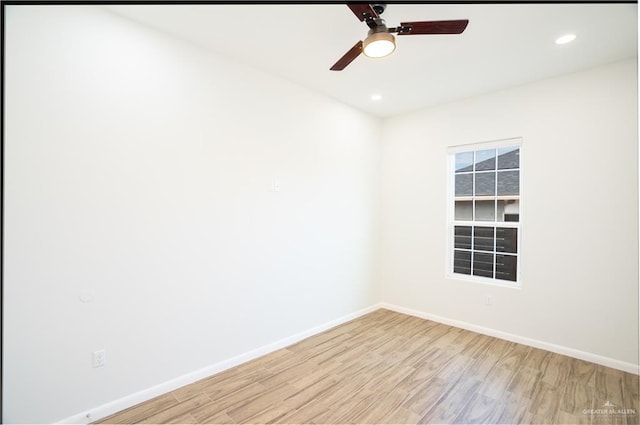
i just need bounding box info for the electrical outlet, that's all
[92,350,106,368]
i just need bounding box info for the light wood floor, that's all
[98,309,639,424]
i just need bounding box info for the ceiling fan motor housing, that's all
[371,4,387,15]
[367,20,389,37]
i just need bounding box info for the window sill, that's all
[446,272,522,289]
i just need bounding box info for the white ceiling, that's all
[105,3,637,118]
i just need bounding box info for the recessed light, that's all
[371,94,383,101]
[555,34,576,45]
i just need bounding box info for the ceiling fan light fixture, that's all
[363,31,396,58]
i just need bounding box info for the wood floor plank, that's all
[238,400,295,424]
[623,372,640,412]
[382,406,424,424]
[541,352,572,387]
[97,393,179,424]
[495,342,530,371]
[570,358,599,387]
[492,392,529,425]
[528,381,563,423]
[313,387,378,424]
[420,375,482,423]
[272,371,372,424]
[199,367,272,401]
[258,359,319,388]
[436,349,477,383]
[560,379,595,415]
[464,337,512,381]
[354,388,417,424]
[165,413,198,424]
[595,365,626,407]
[556,410,592,425]
[313,372,373,409]
[139,393,211,424]
[455,331,494,359]
[190,382,268,423]
[271,398,329,424]
[282,374,338,411]
[507,365,541,400]
[199,362,270,389]
[96,309,639,425]
[364,363,415,393]
[193,410,236,424]
[401,376,451,417]
[478,363,517,400]
[589,365,638,424]
[286,359,342,390]
[171,380,205,403]
[452,392,501,424]
[225,381,299,423]
[524,345,553,371]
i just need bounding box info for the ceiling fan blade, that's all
[398,19,469,35]
[330,41,363,71]
[347,3,379,22]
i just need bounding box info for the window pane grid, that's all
[451,145,520,283]
[454,225,518,280]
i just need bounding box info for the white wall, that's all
[4,6,380,423]
[378,59,638,367]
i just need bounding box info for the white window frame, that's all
[446,137,523,288]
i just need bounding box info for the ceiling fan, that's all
[330,3,469,71]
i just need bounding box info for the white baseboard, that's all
[379,302,640,375]
[57,303,383,424]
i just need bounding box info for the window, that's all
[448,140,521,285]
